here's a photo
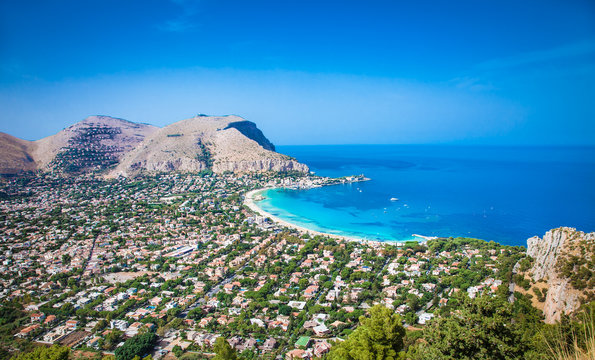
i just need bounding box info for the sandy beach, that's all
[244,188,387,244]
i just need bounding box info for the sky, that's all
[0,0,594,145]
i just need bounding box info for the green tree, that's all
[413,293,530,360]
[172,345,183,358]
[213,337,237,360]
[328,305,406,360]
[10,345,69,360]
[61,254,72,265]
[114,332,157,360]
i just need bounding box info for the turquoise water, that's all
[256,145,595,246]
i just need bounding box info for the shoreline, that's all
[244,187,416,245]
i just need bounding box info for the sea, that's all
[255,145,595,247]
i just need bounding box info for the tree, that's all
[114,332,157,360]
[413,293,531,360]
[328,305,406,360]
[10,345,69,360]
[213,337,237,360]
[61,254,72,265]
[172,345,183,358]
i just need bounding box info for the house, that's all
[223,283,236,293]
[314,341,332,357]
[16,324,40,338]
[303,285,319,299]
[286,349,309,359]
[65,320,78,329]
[384,286,399,298]
[87,336,102,348]
[330,320,347,328]
[288,301,306,310]
[313,324,330,337]
[198,317,213,328]
[418,312,435,325]
[250,318,265,328]
[110,320,128,331]
[261,338,277,352]
[238,338,257,352]
[165,301,178,310]
[30,313,45,322]
[313,313,329,323]
[228,336,242,349]
[149,297,162,306]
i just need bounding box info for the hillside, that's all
[32,115,158,173]
[0,114,308,176]
[0,132,37,175]
[109,115,308,176]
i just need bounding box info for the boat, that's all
[390,197,399,201]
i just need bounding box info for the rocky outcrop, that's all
[527,228,570,281]
[224,121,275,151]
[527,227,595,323]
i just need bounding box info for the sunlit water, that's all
[255,145,595,246]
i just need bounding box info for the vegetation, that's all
[557,241,595,293]
[213,337,237,360]
[328,305,406,360]
[196,140,214,169]
[9,345,69,360]
[114,332,157,360]
[411,293,539,359]
[539,304,595,360]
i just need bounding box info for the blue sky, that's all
[1,0,594,145]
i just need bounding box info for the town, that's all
[0,172,525,359]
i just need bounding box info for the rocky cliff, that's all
[526,227,594,323]
[0,114,308,176]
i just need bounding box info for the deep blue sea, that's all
[256,145,595,247]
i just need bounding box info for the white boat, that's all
[390,197,399,201]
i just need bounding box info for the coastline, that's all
[244,187,411,245]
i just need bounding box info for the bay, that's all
[256,145,595,246]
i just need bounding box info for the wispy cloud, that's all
[159,19,197,32]
[452,39,595,92]
[449,76,496,92]
[477,39,595,70]
[159,0,202,33]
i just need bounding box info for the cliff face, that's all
[213,158,307,173]
[526,227,595,323]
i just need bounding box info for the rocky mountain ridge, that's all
[0,115,308,176]
[526,227,594,323]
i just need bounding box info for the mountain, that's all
[525,227,594,323]
[110,115,307,176]
[0,132,36,175]
[0,114,308,176]
[31,115,158,173]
